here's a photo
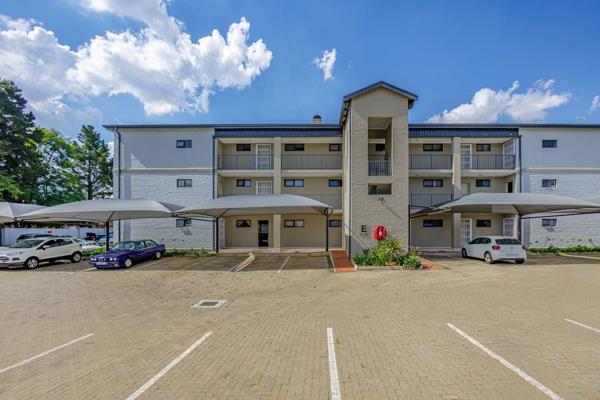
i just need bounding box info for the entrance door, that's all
[256,180,273,195]
[256,144,272,169]
[507,181,514,193]
[460,218,472,247]
[503,217,516,238]
[461,182,471,196]
[258,220,269,247]
[503,140,516,169]
[461,144,472,169]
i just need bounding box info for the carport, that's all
[176,194,333,253]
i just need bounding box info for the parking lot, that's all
[0,254,599,399]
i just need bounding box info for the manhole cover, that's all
[192,299,226,309]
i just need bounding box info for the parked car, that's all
[89,240,165,269]
[0,237,83,269]
[16,233,55,242]
[96,234,113,246]
[84,232,98,241]
[462,236,527,264]
[75,239,102,252]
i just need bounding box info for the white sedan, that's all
[462,236,527,264]
[0,237,83,269]
[75,239,102,252]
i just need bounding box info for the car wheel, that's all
[461,248,468,258]
[154,251,162,260]
[515,259,525,264]
[71,252,82,263]
[484,252,494,264]
[124,258,133,268]
[24,257,39,269]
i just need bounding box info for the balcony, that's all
[218,154,273,170]
[368,156,390,176]
[282,154,342,170]
[410,154,452,169]
[463,154,516,170]
[409,193,453,208]
[303,193,343,209]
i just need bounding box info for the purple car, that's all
[90,240,165,269]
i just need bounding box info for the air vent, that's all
[192,299,227,309]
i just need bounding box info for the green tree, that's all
[73,125,113,199]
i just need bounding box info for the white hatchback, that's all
[0,237,83,269]
[462,236,527,264]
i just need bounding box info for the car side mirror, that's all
[41,245,50,250]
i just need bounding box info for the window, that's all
[328,179,342,187]
[423,219,443,227]
[375,143,386,152]
[236,143,251,151]
[145,240,158,247]
[177,179,192,187]
[135,241,146,250]
[475,179,491,188]
[176,218,192,227]
[476,144,491,152]
[542,218,557,227]
[176,140,192,148]
[284,219,304,228]
[368,184,392,195]
[236,220,251,228]
[329,144,341,152]
[423,179,443,188]
[284,143,304,151]
[476,219,492,228]
[328,220,342,228]
[236,179,252,187]
[423,143,443,152]
[541,179,557,188]
[496,238,521,245]
[284,179,304,187]
[542,139,557,148]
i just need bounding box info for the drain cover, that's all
[192,299,226,309]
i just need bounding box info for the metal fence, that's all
[463,154,516,170]
[409,193,453,208]
[368,159,391,176]
[217,155,273,170]
[282,154,342,169]
[409,154,453,169]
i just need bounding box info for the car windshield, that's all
[9,239,45,248]
[496,238,521,245]
[110,241,136,251]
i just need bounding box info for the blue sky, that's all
[1,0,599,143]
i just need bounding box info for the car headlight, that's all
[109,257,117,261]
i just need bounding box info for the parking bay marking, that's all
[327,328,342,400]
[565,318,600,334]
[446,323,563,400]
[0,333,94,375]
[125,331,213,400]
[277,256,291,273]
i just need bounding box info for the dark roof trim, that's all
[215,128,341,138]
[410,123,600,129]
[410,128,518,138]
[103,123,339,130]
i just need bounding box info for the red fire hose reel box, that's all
[374,225,387,240]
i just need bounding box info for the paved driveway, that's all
[0,254,598,399]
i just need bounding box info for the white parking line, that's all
[446,323,563,400]
[178,259,209,271]
[126,259,165,271]
[0,333,94,375]
[277,256,291,273]
[326,328,341,400]
[125,331,212,400]
[81,267,96,272]
[565,318,600,334]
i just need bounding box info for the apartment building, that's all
[107,81,600,253]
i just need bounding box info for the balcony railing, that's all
[302,193,343,209]
[218,154,273,170]
[409,193,454,208]
[368,157,391,176]
[410,154,452,169]
[462,154,516,170]
[282,154,342,170]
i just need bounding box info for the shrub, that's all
[352,237,420,268]
[83,248,104,257]
[164,248,213,257]
[401,251,421,269]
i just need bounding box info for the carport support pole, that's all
[105,221,110,251]
[325,213,329,252]
[215,217,219,253]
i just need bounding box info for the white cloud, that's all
[107,141,114,158]
[427,80,571,123]
[313,48,336,81]
[0,5,272,129]
[590,95,600,114]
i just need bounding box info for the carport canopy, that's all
[0,202,46,224]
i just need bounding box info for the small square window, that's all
[177,179,192,187]
[236,220,251,228]
[328,179,342,187]
[476,219,491,228]
[476,144,491,152]
[284,219,304,228]
[328,219,342,228]
[423,219,443,227]
[176,140,192,148]
[423,143,443,152]
[284,179,304,187]
[542,218,557,227]
[284,143,304,151]
[236,144,251,151]
[475,179,491,188]
[542,140,557,148]
[368,184,392,195]
[176,218,192,227]
[329,144,341,152]
[375,143,386,152]
[541,179,557,188]
[236,179,252,187]
[423,179,443,188]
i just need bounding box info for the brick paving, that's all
[0,254,598,399]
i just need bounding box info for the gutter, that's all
[115,128,122,240]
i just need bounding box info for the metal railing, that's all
[368,157,391,176]
[302,193,343,209]
[409,193,453,208]
[462,154,516,170]
[282,154,342,169]
[409,154,452,169]
[217,154,273,170]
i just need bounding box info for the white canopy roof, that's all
[177,194,332,218]
[0,202,46,224]
[19,199,182,223]
[411,193,600,217]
